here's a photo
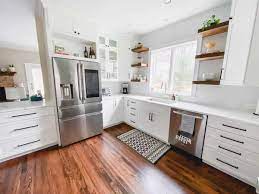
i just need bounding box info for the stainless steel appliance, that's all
[121,83,129,94]
[52,57,103,146]
[169,108,207,158]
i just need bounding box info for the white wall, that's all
[131,3,259,111]
[0,47,40,94]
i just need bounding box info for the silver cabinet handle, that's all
[220,135,244,144]
[131,101,136,104]
[130,120,136,124]
[150,113,154,122]
[218,145,242,156]
[11,113,37,118]
[222,124,247,132]
[130,107,136,110]
[216,158,239,169]
[15,139,40,148]
[173,110,203,120]
[11,125,39,133]
[77,63,82,101]
[80,63,86,101]
[130,113,135,116]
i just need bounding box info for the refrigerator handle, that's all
[81,63,86,101]
[77,63,82,101]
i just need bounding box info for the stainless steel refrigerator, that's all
[52,57,103,146]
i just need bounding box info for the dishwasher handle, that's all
[173,110,204,120]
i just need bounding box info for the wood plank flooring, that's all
[0,123,255,194]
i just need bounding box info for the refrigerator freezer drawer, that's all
[59,112,103,146]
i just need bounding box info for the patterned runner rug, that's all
[117,129,171,163]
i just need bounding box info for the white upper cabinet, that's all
[221,0,259,86]
[245,4,259,87]
[51,13,97,42]
[99,36,118,81]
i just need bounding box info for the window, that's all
[25,63,45,97]
[150,41,197,95]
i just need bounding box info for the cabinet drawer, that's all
[0,107,55,124]
[203,146,259,186]
[0,129,57,160]
[0,116,56,141]
[206,126,259,154]
[204,134,259,166]
[208,115,259,140]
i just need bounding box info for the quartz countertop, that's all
[0,100,51,113]
[103,94,259,126]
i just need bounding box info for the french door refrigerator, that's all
[52,57,103,146]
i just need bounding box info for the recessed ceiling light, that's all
[163,0,172,5]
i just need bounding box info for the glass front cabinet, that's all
[98,36,118,81]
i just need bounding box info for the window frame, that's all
[149,40,197,97]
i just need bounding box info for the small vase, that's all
[9,67,16,72]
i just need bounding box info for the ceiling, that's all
[48,0,231,35]
[0,0,231,50]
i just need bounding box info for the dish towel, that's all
[180,115,195,135]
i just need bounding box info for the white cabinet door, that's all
[245,1,259,87]
[138,101,170,143]
[102,99,115,128]
[111,97,123,124]
[221,0,258,85]
[149,104,171,143]
[138,102,152,133]
[118,38,132,81]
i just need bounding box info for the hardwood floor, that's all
[0,123,255,194]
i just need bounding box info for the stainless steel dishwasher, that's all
[169,108,207,158]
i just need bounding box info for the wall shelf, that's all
[192,80,220,85]
[198,21,229,37]
[52,53,99,63]
[131,79,147,83]
[0,72,16,76]
[131,47,149,53]
[131,63,148,67]
[196,52,225,61]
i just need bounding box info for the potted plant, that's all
[8,64,16,72]
[202,15,221,29]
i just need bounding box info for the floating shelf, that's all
[131,79,147,83]
[131,47,149,53]
[198,21,229,37]
[196,52,225,61]
[0,72,16,76]
[192,80,220,85]
[131,63,148,67]
[52,53,99,63]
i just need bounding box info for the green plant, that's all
[202,15,221,29]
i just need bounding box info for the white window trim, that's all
[149,40,197,97]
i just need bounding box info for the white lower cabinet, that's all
[103,97,123,128]
[138,101,171,143]
[203,115,259,188]
[0,106,58,163]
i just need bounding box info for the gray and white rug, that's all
[117,129,171,163]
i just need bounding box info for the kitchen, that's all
[0,0,259,193]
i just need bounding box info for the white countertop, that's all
[0,100,51,113]
[104,94,259,126]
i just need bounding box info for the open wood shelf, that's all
[0,72,16,76]
[198,21,229,37]
[131,79,147,83]
[196,52,225,61]
[131,63,148,67]
[131,47,149,53]
[192,80,220,85]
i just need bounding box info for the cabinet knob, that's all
[78,32,80,35]
[74,31,77,34]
